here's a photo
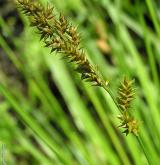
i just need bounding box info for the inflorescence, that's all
[17,0,139,136]
[117,78,139,136]
[17,0,107,87]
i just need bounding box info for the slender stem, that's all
[136,136,152,165]
[146,0,160,38]
[101,84,122,114]
[102,83,152,165]
[140,15,160,94]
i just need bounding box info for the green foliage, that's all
[0,0,159,164]
[18,0,140,137]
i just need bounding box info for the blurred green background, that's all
[0,0,160,164]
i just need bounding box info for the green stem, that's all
[145,36,159,92]
[102,83,153,164]
[0,83,73,164]
[140,15,159,93]
[101,84,122,114]
[146,0,160,38]
[136,136,152,165]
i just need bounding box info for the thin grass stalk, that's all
[145,0,160,39]
[0,83,73,164]
[140,15,159,93]
[136,136,152,165]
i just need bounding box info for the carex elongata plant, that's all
[17,0,139,136]
[16,1,156,164]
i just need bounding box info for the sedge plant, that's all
[17,0,139,136]
[13,0,154,164]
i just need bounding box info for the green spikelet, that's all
[117,78,139,136]
[117,78,135,112]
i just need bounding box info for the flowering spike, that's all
[117,78,139,136]
[17,0,108,89]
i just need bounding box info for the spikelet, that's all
[17,0,107,88]
[117,78,139,136]
[117,78,135,112]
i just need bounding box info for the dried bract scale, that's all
[67,26,80,46]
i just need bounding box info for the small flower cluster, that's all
[17,0,107,87]
[117,78,139,136]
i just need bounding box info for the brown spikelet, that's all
[17,0,108,88]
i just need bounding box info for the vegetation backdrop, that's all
[0,0,159,164]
